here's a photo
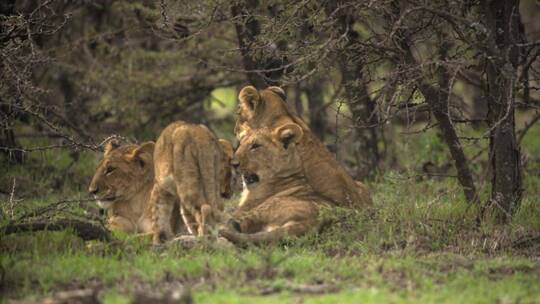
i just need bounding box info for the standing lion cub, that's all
[150,121,232,244]
[88,126,233,239]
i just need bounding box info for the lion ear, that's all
[128,141,155,167]
[218,139,233,160]
[238,86,261,113]
[274,123,303,149]
[104,139,120,156]
[266,86,286,100]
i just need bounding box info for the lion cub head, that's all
[235,86,308,140]
[88,140,155,209]
[233,123,304,190]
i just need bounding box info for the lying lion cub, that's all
[235,86,372,208]
[88,141,173,234]
[150,121,232,244]
[219,123,331,244]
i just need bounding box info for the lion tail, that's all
[194,134,222,214]
[219,221,310,246]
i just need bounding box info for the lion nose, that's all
[88,185,99,195]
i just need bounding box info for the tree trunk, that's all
[418,82,478,204]
[299,19,327,141]
[482,0,522,223]
[231,1,285,89]
[329,2,380,179]
[0,122,24,163]
[0,0,24,163]
[422,39,478,205]
[341,68,380,180]
[391,1,478,205]
[305,81,326,141]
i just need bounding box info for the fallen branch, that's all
[132,286,192,304]
[291,283,340,294]
[40,288,99,304]
[2,218,112,241]
[512,234,540,249]
[12,198,97,223]
[260,282,340,295]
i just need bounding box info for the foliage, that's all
[1,0,540,302]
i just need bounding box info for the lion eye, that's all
[105,166,115,176]
[250,143,261,151]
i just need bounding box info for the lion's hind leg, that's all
[220,197,319,245]
[172,132,210,237]
[219,220,313,245]
[179,204,197,235]
[150,184,176,244]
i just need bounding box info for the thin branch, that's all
[517,111,540,144]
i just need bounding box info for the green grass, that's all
[3,230,540,303]
[3,167,540,303]
[1,119,539,303]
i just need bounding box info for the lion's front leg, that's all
[108,215,136,233]
[196,204,212,237]
[150,185,175,244]
[219,196,319,245]
[179,204,197,235]
[174,147,212,237]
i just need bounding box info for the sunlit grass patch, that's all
[3,223,540,302]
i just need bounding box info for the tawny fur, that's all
[220,123,331,245]
[218,139,234,199]
[235,86,372,208]
[150,121,231,244]
[88,142,182,234]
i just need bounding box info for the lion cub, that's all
[89,135,233,238]
[150,121,232,244]
[88,141,167,234]
[234,86,372,208]
[219,123,331,245]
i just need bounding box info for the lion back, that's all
[167,123,223,213]
[190,124,224,212]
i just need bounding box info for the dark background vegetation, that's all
[1,0,540,302]
[2,0,539,221]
